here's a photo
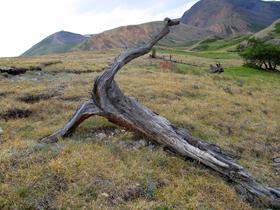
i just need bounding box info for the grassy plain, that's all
[0,45,279,209]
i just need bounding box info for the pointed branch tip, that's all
[164,18,180,26]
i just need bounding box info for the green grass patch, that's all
[158,49,240,59]
[195,51,240,59]
[275,22,280,34]
[192,36,249,51]
[174,64,205,75]
[159,40,198,49]
[225,66,280,79]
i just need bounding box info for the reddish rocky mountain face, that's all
[181,0,280,35]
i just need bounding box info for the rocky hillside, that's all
[74,22,213,51]
[253,19,280,45]
[22,31,87,56]
[181,0,280,35]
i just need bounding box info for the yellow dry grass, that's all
[0,49,279,209]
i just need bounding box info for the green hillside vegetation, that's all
[191,35,249,51]
[22,31,87,56]
[24,41,76,56]
[158,48,240,60]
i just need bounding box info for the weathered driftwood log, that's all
[40,18,280,208]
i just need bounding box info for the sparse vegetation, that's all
[192,36,249,52]
[0,45,279,209]
[1,0,280,207]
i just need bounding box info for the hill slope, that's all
[253,19,280,45]
[181,0,280,35]
[75,0,280,52]
[22,31,87,56]
[74,22,214,51]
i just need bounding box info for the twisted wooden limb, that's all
[40,100,102,143]
[41,18,280,208]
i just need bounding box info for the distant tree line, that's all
[238,38,280,71]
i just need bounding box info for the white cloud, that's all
[0,0,199,57]
[63,3,193,34]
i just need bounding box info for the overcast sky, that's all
[0,0,199,57]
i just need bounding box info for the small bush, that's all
[239,38,280,70]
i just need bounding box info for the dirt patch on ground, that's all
[51,69,103,74]
[18,93,57,104]
[92,126,121,136]
[107,179,165,205]
[0,91,15,97]
[36,172,67,210]
[0,66,42,75]
[40,60,63,67]
[0,108,32,120]
[60,95,83,102]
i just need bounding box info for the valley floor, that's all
[0,49,279,209]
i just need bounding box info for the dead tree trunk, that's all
[40,18,280,208]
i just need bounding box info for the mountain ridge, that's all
[22,31,87,56]
[22,0,280,56]
[181,0,280,35]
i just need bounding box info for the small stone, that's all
[33,143,47,151]
[148,144,155,150]
[273,165,280,172]
[135,182,141,187]
[0,127,3,135]
[132,144,141,150]
[247,91,253,96]
[101,193,109,198]
[223,87,233,95]
[86,137,92,141]
[192,84,200,89]
[97,133,106,139]
[139,139,148,147]
[262,109,268,115]
[236,80,244,87]
[273,157,280,163]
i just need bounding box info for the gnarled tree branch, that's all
[40,18,280,208]
[40,100,102,143]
